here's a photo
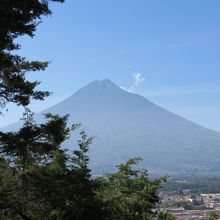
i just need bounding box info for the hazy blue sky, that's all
[1,0,220,132]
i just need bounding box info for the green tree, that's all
[0,0,64,110]
[96,157,169,220]
[0,112,69,218]
[0,113,104,219]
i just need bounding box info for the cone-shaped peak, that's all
[73,79,123,97]
[86,79,120,90]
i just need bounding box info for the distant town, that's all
[158,193,220,219]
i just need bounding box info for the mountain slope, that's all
[3,79,220,174]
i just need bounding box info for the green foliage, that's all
[162,176,220,195]
[203,211,220,220]
[0,110,70,170]
[96,157,166,220]
[0,114,103,219]
[156,211,176,220]
[0,0,64,110]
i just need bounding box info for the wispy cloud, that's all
[120,71,146,93]
[132,72,145,86]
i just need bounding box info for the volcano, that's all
[3,79,220,174]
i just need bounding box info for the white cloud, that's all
[120,72,146,93]
[132,72,145,86]
[128,64,132,69]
